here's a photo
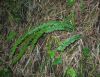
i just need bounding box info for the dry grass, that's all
[0,0,100,77]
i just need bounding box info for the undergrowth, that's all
[11,20,77,65]
[0,0,100,77]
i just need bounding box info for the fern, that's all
[11,20,75,65]
[11,30,44,65]
[48,34,81,65]
[11,21,75,55]
[56,34,81,51]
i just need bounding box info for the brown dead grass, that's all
[0,0,100,77]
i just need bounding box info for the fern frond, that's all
[11,31,44,65]
[11,20,75,65]
[56,34,81,51]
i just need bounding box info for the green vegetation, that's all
[82,47,90,58]
[64,67,77,77]
[0,0,99,77]
[11,20,76,65]
[56,34,81,51]
[7,31,17,41]
[0,60,13,77]
[66,0,76,7]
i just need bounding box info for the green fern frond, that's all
[56,34,81,51]
[11,31,44,65]
[11,20,75,65]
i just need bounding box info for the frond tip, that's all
[56,34,81,51]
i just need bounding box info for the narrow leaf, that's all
[57,34,81,51]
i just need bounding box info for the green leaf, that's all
[82,47,90,58]
[11,31,44,65]
[65,67,77,77]
[48,50,55,59]
[57,34,81,51]
[66,0,76,7]
[53,56,62,65]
